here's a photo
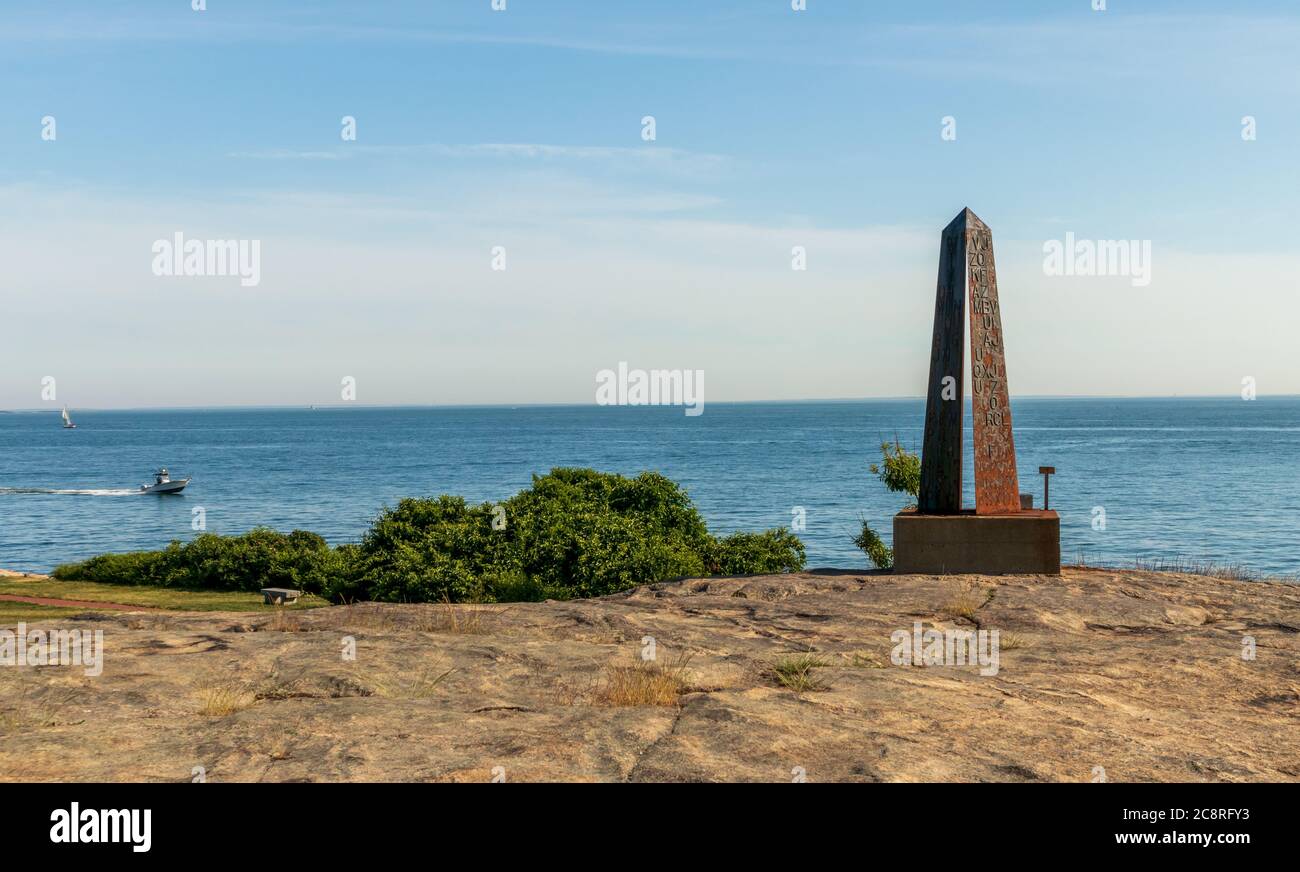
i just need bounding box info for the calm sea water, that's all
[1,398,1296,577]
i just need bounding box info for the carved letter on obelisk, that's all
[918,208,1020,515]
[966,213,1020,513]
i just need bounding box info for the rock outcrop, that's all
[1,568,1296,782]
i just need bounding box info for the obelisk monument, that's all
[896,208,1060,574]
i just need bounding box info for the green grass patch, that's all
[0,600,82,626]
[771,653,831,692]
[1,576,328,614]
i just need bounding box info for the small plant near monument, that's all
[942,584,994,624]
[854,440,920,569]
[854,524,893,570]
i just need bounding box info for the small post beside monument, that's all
[1039,466,1056,511]
[893,208,1061,575]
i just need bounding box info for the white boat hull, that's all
[140,478,190,494]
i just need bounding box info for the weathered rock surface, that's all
[1,568,1297,782]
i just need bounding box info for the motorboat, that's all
[140,468,190,494]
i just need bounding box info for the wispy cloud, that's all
[8,7,1300,88]
[287,23,751,61]
[851,14,1300,88]
[225,149,348,161]
[226,142,727,168]
[0,11,748,59]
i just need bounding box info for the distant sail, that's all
[61,407,75,428]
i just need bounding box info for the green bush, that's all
[482,570,571,603]
[56,469,806,603]
[337,496,505,603]
[856,439,921,569]
[53,527,341,594]
[703,530,806,575]
[853,521,894,570]
[346,468,799,602]
[53,550,166,586]
[869,439,921,500]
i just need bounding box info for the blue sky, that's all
[2,1,1297,407]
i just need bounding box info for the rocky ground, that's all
[1,568,1297,782]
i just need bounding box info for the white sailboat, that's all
[61,407,76,429]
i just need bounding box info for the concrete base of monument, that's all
[893,508,1060,575]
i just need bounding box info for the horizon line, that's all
[3,393,1293,413]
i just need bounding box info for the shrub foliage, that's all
[857,439,921,569]
[53,529,342,593]
[53,468,805,603]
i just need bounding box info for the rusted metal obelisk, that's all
[918,207,1020,515]
[895,208,1059,574]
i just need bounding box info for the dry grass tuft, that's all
[196,683,257,717]
[323,604,398,633]
[845,650,887,668]
[264,718,308,760]
[594,654,692,707]
[252,662,310,700]
[1069,556,1298,583]
[323,600,503,636]
[0,684,83,730]
[772,653,830,692]
[551,675,595,707]
[998,631,1029,651]
[364,662,455,699]
[411,597,501,635]
[267,734,295,760]
[1133,557,1282,581]
[942,583,994,623]
[265,608,305,633]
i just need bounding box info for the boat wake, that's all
[0,487,140,496]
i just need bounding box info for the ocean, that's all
[1,398,1296,577]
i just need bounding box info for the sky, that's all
[1,0,1298,408]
